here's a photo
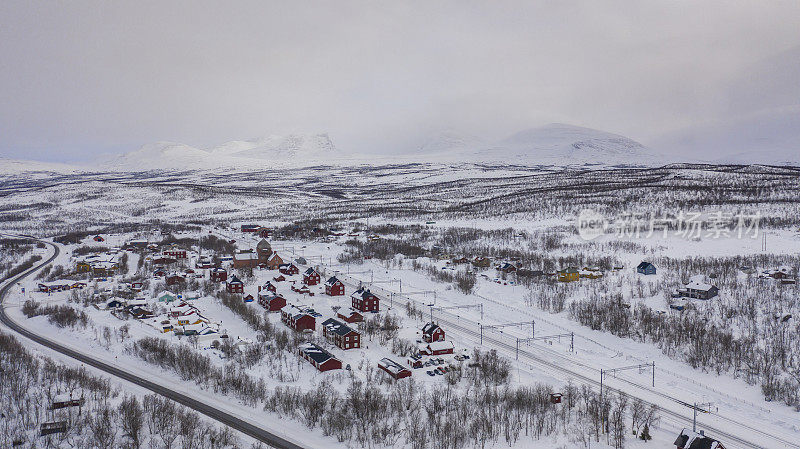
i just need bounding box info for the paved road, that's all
[0,234,306,449]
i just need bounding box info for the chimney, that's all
[699,430,704,436]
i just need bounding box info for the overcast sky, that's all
[1,1,799,162]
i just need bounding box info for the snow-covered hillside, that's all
[100,133,342,171]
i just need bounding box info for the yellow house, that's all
[558,267,579,282]
[177,317,206,326]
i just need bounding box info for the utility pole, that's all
[691,402,714,432]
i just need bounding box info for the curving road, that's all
[0,234,305,449]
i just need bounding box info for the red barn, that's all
[210,268,227,283]
[279,263,299,275]
[258,293,286,312]
[379,358,412,380]
[325,276,345,296]
[337,308,364,323]
[351,288,379,313]
[298,343,342,372]
[422,322,445,343]
[322,318,361,350]
[303,267,321,286]
[281,307,315,332]
[226,275,244,294]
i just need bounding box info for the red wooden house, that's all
[166,273,186,286]
[163,249,187,259]
[422,341,454,355]
[281,307,315,332]
[378,358,412,380]
[351,288,379,313]
[337,308,364,323]
[241,224,260,233]
[422,322,445,343]
[322,318,361,350]
[259,281,277,294]
[226,275,244,294]
[210,268,227,283]
[258,293,286,312]
[257,227,272,238]
[279,263,299,275]
[325,276,345,296]
[303,267,321,286]
[298,343,342,372]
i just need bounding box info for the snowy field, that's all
[2,164,800,448]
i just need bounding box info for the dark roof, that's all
[674,435,689,447]
[304,267,318,276]
[422,322,440,335]
[638,262,655,269]
[325,276,341,286]
[322,318,357,336]
[353,287,376,299]
[299,343,336,364]
[228,275,243,284]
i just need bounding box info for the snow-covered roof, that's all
[422,322,441,335]
[298,342,337,364]
[685,280,716,291]
[304,267,318,276]
[378,358,409,375]
[322,318,357,336]
[228,275,243,284]
[233,251,259,261]
[427,341,454,351]
[325,276,341,286]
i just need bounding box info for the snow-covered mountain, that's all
[415,123,669,166]
[100,133,341,171]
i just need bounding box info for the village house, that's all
[451,256,470,265]
[265,252,283,270]
[259,281,277,294]
[232,251,260,269]
[279,263,299,275]
[422,322,445,343]
[337,308,364,323]
[210,267,227,283]
[92,235,104,242]
[472,257,491,268]
[325,276,345,296]
[243,294,254,302]
[378,358,412,380]
[257,227,272,238]
[281,306,316,332]
[497,262,517,273]
[303,267,321,285]
[226,275,244,294]
[679,280,719,300]
[557,267,579,282]
[298,343,342,372]
[322,318,361,350]
[420,340,454,356]
[165,273,185,286]
[195,257,213,269]
[637,262,657,275]
[258,292,286,311]
[674,428,726,449]
[240,224,260,233]
[351,287,380,313]
[50,393,84,410]
[163,248,187,259]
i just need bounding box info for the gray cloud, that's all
[1,1,799,162]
